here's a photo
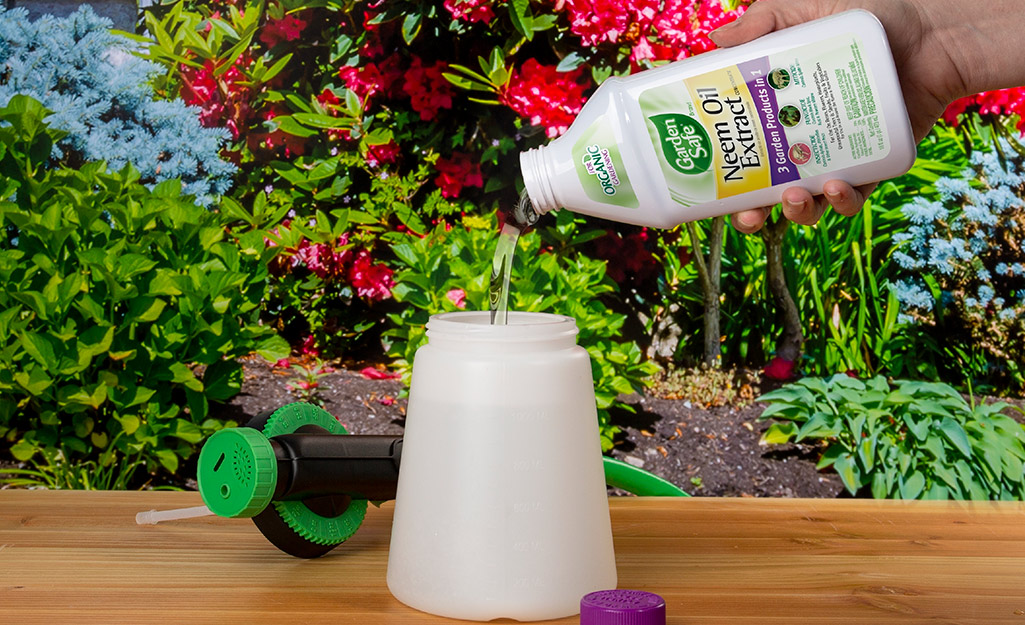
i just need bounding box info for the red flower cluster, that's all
[337,53,405,104]
[365,139,401,168]
[443,0,497,23]
[556,0,745,67]
[350,250,396,301]
[434,152,484,198]
[763,356,797,381]
[593,229,659,283]
[271,232,395,302]
[180,55,252,138]
[259,13,308,47]
[943,88,1025,133]
[403,57,455,121]
[300,334,320,357]
[499,59,589,138]
[293,234,352,280]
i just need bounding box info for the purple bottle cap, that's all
[580,589,666,625]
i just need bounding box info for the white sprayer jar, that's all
[520,9,916,228]
[386,311,617,621]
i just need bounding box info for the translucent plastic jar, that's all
[387,311,617,621]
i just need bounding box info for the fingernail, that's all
[788,198,808,212]
[738,214,759,229]
[825,190,842,202]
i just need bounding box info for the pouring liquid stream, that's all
[489,189,537,325]
[489,223,519,325]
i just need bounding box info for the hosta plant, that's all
[758,375,1025,500]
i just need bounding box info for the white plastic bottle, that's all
[386,311,617,621]
[520,10,916,228]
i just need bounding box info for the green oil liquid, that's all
[489,189,539,325]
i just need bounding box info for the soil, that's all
[212,356,846,497]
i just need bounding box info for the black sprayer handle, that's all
[270,433,403,502]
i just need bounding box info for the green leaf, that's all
[20,332,59,370]
[508,0,535,39]
[14,367,52,395]
[760,422,797,445]
[171,418,204,444]
[148,270,183,296]
[401,11,421,44]
[155,449,179,473]
[816,444,845,469]
[118,414,141,436]
[127,297,167,323]
[271,115,319,137]
[795,412,840,441]
[203,360,242,402]
[900,471,926,500]
[938,417,972,459]
[116,254,159,280]
[78,325,115,361]
[902,414,930,442]
[833,453,862,495]
[10,440,37,461]
[871,472,890,499]
[256,334,290,363]
[556,52,585,72]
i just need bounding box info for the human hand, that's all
[710,0,970,233]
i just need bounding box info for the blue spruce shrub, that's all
[891,140,1025,385]
[0,5,234,204]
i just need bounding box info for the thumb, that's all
[709,1,790,48]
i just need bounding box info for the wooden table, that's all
[2,492,1025,624]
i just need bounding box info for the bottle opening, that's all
[427,311,578,343]
[519,147,559,215]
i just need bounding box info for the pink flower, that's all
[317,88,341,107]
[499,59,589,138]
[180,55,252,138]
[338,54,406,105]
[293,234,352,281]
[560,0,634,46]
[287,379,318,392]
[349,251,395,301]
[446,288,467,309]
[434,152,484,198]
[443,0,496,23]
[360,366,401,380]
[300,334,319,357]
[274,358,291,368]
[555,0,745,68]
[365,139,401,168]
[943,87,1025,133]
[259,13,308,47]
[943,97,972,126]
[379,395,396,406]
[339,64,386,101]
[763,357,797,381]
[403,57,454,121]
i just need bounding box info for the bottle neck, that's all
[426,311,579,353]
[520,146,559,215]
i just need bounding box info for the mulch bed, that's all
[213,356,845,497]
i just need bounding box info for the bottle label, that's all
[571,120,640,209]
[639,33,889,206]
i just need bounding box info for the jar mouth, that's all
[426,311,578,342]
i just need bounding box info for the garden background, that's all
[1,0,1023,500]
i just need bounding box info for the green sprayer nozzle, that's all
[198,427,277,518]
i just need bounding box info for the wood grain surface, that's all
[2,491,1025,624]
